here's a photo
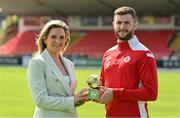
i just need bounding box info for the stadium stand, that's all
[0,31,38,56]
[135,30,175,59]
[0,29,175,60]
[66,30,175,60]
[66,30,116,59]
[169,32,180,59]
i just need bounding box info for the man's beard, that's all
[116,29,133,41]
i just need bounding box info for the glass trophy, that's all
[87,74,101,101]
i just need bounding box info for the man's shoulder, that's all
[106,45,118,53]
[131,41,149,51]
[137,41,155,57]
[136,50,155,60]
[129,38,155,59]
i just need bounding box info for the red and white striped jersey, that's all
[100,36,158,118]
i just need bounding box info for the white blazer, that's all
[27,49,78,117]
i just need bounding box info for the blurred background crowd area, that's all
[0,0,180,68]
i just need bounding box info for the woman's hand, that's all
[74,88,89,107]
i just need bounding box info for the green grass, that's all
[0,66,180,117]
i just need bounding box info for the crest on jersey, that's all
[124,56,131,63]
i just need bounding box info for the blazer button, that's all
[55,79,59,82]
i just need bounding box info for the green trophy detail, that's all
[87,74,101,101]
[88,88,99,100]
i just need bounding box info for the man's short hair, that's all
[114,6,137,22]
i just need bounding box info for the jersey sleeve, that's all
[113,51,158,101]
[100,56,105,86]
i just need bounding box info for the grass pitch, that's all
[0,66,180,117]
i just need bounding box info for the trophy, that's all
[87,74,101,101]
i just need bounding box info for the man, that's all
[98,6,158,117]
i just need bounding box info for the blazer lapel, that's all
[41,49,72,96]
[60,56,77,93]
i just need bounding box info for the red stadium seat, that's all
[66,30,174,59]
[0,30,175,60]
[0,31,39,56]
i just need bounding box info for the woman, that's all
[27,20,88,117]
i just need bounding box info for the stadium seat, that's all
[0,31,38,56]
[0,30,175,60]
[66,30,174,59]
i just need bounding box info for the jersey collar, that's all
[117,35,139,51]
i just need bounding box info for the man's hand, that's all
[98,86,113,104]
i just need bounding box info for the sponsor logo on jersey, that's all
[105,57,112,69]
[146,53,154,58]
[105,56,112,61]
[105,61,110,69]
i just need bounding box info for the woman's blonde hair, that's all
[36,20,70,55]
